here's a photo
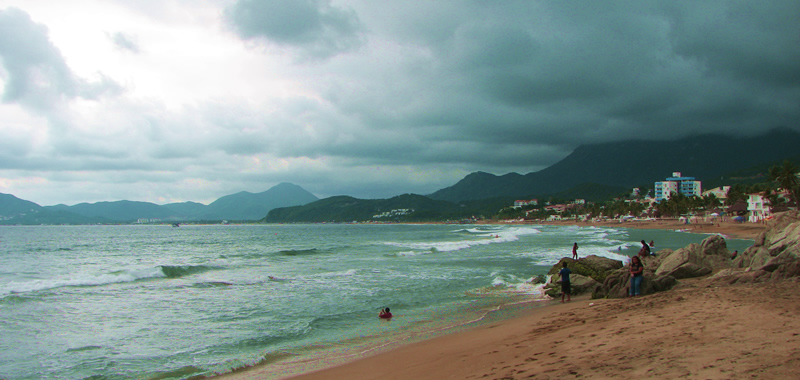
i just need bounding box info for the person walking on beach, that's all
[559,262,572,303]
[629,256,644,297]
[572,242,579,260]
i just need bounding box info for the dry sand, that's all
[220,221,798,380]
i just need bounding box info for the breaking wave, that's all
[1,264,220,296]
[384,226,541,254]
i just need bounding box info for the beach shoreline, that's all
[527,218,764,240]
[212,221,777,380]
[282,278,800,380]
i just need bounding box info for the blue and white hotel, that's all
[655,172,702,202]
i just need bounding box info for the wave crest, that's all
[2,264,220,296]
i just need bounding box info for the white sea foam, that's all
[385,225,541,254]
[392,250,427,257]
[482,275,548,297]
[314,269,358,278]
[521,245,631,266]
[1,267,165,296]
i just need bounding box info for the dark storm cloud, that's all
[224,0,363,59]
[334,0,800,166]
[0,8,122,111]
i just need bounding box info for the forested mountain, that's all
[0,193,41,217]
[203,183,318,220]
[429,128,800,202]
[264,194,475,223]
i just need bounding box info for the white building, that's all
[747,193,770,223]
[513,199,538,208]
[655,172,702,202]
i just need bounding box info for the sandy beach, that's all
[282,278,800,380]
[221,276,800,380]
[209,219,800,380]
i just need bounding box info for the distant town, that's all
[503,166,798,225]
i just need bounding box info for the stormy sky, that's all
[1,1,798,206]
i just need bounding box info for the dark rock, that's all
[544,255,622,297]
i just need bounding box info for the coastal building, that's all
[513,199,538,208]
[655,172,702,202]
[544,204,566,213]
[372,208,413,219]
[747,193,770,223]
[702,186,730,202]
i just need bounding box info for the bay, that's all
[0,224,753,379]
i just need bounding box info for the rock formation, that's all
[543,210,800,299]
[543,255,622,298]
[655,234,731,279]
[724,210,800,283]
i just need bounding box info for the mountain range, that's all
[0,183,318,224]
[2,128,799,224]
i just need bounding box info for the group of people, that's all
[559,239,651,301]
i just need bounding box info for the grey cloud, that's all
[0,7,122,111]
[107,31,140,53]
[224,0,363,59]
[665,1,800,87]
[327,0,800,161]
[0,7,76,110]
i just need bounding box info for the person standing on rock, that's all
[572,242,579,260]
[629,256,644,296]
[559,261,572,303]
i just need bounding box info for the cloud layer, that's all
[0,0,798,206]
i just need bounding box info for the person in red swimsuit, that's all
[379,307,393,319]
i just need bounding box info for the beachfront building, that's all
[747,193,770,223]
[655,172,702,202]
[703,186,730,202]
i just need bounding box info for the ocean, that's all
[0,224,753,380]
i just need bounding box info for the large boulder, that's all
[655,235,731,279]
[544,273,600,298]
[735,210,800,270]
[713,211,800,284]
[593,261,677,299]
[544,255,623,297]
[546,255,624,281]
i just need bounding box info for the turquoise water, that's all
[0,224,753,379]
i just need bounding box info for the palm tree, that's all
[725,184,747,206]
[769,160,800,209]
[703,194,721,210]
[762,188,784,212]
